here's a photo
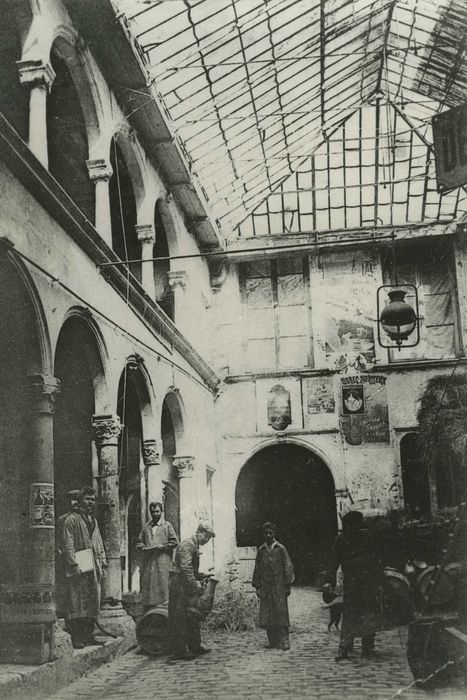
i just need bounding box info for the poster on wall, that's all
[305,377,335,414]
[339,375,389,444]
[267,384,292,430]
[30,482,55,529]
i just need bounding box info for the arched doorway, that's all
[154,200,174,320]
[160,393,183,537]
[117,363,152,593]
[400,433,430,519]
[235,444,337,584]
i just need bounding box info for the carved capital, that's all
[173,455,195,479]
[167,270,188,290]
[17,59,55,91]
[142,439,161,467]
[92,414,122,447]
[86,158,113,182]
[136,223,156,245]
[26,375,60,414]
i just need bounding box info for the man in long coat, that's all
[62,486,106,649]
[324,510,382,662]
[56,489,80,619]
[252,522,295,651]
[136,501,178,612]
[168,522,215,660]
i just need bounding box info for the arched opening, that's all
[47,45,95,222]
[160,394,183,536]
[154,200,174,320]
[109,137,141,283]
[117,364,151,593]
[236,444,337,584]
[400,433,431,518]
[0,254,45,585]
[54,315,105,515]
[0,5,29,139]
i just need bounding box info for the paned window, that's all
[383,241,459,362]
[241,258,312,371]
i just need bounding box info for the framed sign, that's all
[432,103,467,191]
[341,385,365,415]
[30,483,54,529]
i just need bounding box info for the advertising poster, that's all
[30,482,55,529]
[339,375,389,444]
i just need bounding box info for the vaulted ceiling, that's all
[118,0,467,237]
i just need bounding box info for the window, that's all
[240,258,312,371]
[400,433,430,518]
[383,240,459,362]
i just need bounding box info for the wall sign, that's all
[339,375,389,444]
[267,384,292,431]
[305,377,335,414]
[30,482,54,529]
[433,103,467,191]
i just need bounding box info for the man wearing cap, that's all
[168,522,215,660]
[56,490,80,620]
[324,510,382,662]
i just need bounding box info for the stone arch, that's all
[53,310,108,510]
[154,198,176,319]
[162,388,186,450]
[160,389,186,538]
[117,357,155,593]
[235,440,338,584]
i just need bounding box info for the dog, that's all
[326,598,343,631]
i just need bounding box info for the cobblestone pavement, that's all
[48,588,465,700]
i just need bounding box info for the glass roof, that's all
[117,0,467,238]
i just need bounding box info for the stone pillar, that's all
[0,375,61,664]
[86,159,113,247]
[92,414,135,638]
[142,438,161,504]
[168,270,188,328]
[173,455,196,540]
[136,224,156,300]
[17,60,55,168]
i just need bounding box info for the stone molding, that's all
[86,158,113,182]
[142,438,161,466]
[92,414,123,447]
[173,455,195,478]
[135,223,156,245]
[167,270,188,290]
[26,375,61,415]
[17,59,55,91]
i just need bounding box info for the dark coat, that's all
[62,508,106,620]
[325,530,382,636]
[168,537,205,651]
[252,541,295,629]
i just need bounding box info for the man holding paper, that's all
[62,486,107,648]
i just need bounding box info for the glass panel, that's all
[244,260,271,278]
[277,257,303,275]
[277,305,307,337]
[245,277,273,308]
[279,336,308,368]
[247,339,276,371]
[247,308,275,340]
[277,274,304,306]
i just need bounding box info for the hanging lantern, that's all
[377,285,420,350]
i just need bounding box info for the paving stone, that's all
[46,588,464,700]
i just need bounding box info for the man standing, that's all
[136,502,178,612]
[56,489,80,620]
[324,510,382,662]
[252,522,295,651]
[62,486,107,649]
[168,522,215,660]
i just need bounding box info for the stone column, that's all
[136,224,156,300]
[142,438,161,504]
[92,414,135,639]
[17,59,55,167]
[173,455,196,540]
[86,159,113,247]
[168,270,188,328]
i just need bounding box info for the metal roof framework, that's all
[118,0,467,238]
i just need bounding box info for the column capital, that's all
[92,414,123,447]
[136,223,156,245]
[26,375,61,414]
[86,158,113,182]
[173,455,195,479]
[17,59,55,92]
[142,438,161,467]
[167,270,188,290]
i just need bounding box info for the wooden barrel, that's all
[381,568,414,629]
[417,565,456,606]
[136,605,169,655]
